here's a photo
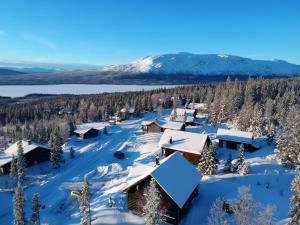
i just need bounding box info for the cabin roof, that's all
[124,152,201,208]
[0,140,51,167]
[216,128,253,144]
[187,103,207,110]
[74,124,106,135]
[141,119,184,131]
[159,129,208,155]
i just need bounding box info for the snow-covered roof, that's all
[0,140,51,167]
[187,103,207,110]
[159,129,208,155]
[142,119,184,131]
[216,128,253,144]
[74,124,106,134]
[124,152,201,208]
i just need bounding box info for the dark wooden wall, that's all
[162,148,200,165]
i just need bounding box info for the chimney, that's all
[169,136,173,144]
[27,139,32,145]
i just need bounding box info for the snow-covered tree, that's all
[232,186,276,225]
[251,104,264,137]
[80,178,91,225]
[288,172,300,225]
[275,135,287,164]
[13,182,26,225]
[49,128,63,169]
[238,144,245,165]
[10,155,18,180]
[142,178,164,225]
[198,144,218,175]
[16,141,26,185]
[207,197,229,225]
[30,193,41,225]
[224,153,233,173]
[237,162,250,175]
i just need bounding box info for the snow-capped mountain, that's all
[101,53,300,76]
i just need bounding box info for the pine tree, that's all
[198,145,218,175]
[237,162,250,175]
[275,135,287,164]
[80,178,91,225]
[69,147,75,159]
[142,178,164,225]
[288,172,300,225]
[49,128,63,169]
[224,153,233,173]
[16,141,26,185]
[237,144,245,166]
[13,181,26,225]
[10,155,18,180]
[30,193,41,225]
[251,104,264,137]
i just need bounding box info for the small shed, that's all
[0,140,51,175]
[74,127,99,139]
[159,129,211,164]
[123,152,201,224]
[216,128,258,151]
[141,120,185,133]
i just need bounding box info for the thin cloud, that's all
[20,32,57,49]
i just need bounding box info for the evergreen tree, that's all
[69,147,75,159]
[207,197,229,225]
[237,162,250,175]
[198,145,218,175]
[13,181,26,225]
[275,135,288,164]
[237,144,245,166]
[142,178,164,225]
[251,104,264,137]
[10,155,18,180]
[288,172,300,225]
[224,153,233,173]
[286,107,300,166]
[80,178,91,225]
[30,193,41,225]
[49,128,63,169]
[16,141,26,185]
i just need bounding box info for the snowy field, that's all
[0,111,295,225]
[0,84,178,98]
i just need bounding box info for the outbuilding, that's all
[0,140,51,175]
[216,128,259,151]
[159,129,211,164]
[141,120,185,133]
[123,152,201,224]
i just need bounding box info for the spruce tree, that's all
[10,155,18,180]
[275,135,287,164]
[30,193,41,225]
[286,107,300,166]
[224,153,233,173]
[16,141,26,185]
[142,178,164,225]
[69,147,75,159]
[80,178,91,225]
[198,145,218,175]
[49,128,63,169]
[237,144,245,166]
[13,181,26,225]
[288,172,300,225]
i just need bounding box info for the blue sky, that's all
[0,0,300,65]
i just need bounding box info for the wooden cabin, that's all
[216,128,259,152]
[159,129,211,164]
[0,140,51,175]
[123,152,201,224]
[141,120,185,133]
[74,128,99,139]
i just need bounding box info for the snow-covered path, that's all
[1,116,150,225]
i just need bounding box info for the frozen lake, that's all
[0,84,177,98]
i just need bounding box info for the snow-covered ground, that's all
[0,111,295,225]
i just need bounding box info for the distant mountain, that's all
[100,53,300,76]
[0,60,99,73]
[0,53,299,85]
[0,68,25,75]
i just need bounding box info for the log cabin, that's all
[216,128,259,152]
[159,129,211,164]
[141,120,185,133]
[123,152,201,224]
[0,140,51,175]
[74,125,106,139]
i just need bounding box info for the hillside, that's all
[0,53,299,85]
